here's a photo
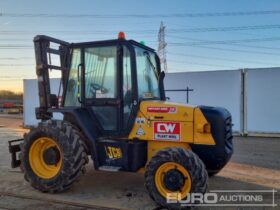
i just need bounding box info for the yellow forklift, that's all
[9,32,233,209]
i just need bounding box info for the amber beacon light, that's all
[118,31,126,39]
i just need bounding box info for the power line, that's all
[0,45,32,47]
[0,42,279,56]
[0,48,33,50]
[0,64,34,66]
[1,24,280,35]
[168,59,236,69]
[166,35,280,55]
[168,44,280,56]
[167,34,280,50]
[167,25,280,33]
[168,52,280,66]
[110,36,280,47]
[0,30,141,35]
[0,57,33,60]
[2,10,280,18]
[169,37,280,46]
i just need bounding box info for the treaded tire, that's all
[21,120,89,193]
[145,147,208,210]
[208,171,220,177]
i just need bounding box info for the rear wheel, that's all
[145,147,208,210]
[21,120,88,192]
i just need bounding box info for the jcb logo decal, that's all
[154,122,180,140]
[105,146,122,159]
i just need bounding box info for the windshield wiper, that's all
[143,51,158,79]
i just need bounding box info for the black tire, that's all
[208,171,220,177]
[21,120,89,193]
[145,147,208,210]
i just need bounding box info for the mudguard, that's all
[191,106,233,175]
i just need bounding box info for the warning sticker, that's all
[154,121,180,140]
[136,126,145,136]
[147,106,177,113]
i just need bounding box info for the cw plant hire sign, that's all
[154,121,180,140]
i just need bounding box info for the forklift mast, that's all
[33,35,71,120]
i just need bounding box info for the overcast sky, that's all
[0,0,280,91]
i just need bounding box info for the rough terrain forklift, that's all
[9,32,233,209]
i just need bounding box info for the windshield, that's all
[134,46,160,99]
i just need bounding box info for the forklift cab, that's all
[34,33,165,137]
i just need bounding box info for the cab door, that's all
[83,45,121,134]
[64,42,137,136]
[121,45,137,133]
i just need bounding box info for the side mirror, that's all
[159,71,166,100]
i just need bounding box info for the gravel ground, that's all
[0,115,279,210]
[0,195,107,210]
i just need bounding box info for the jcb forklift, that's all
[9,32,233,209]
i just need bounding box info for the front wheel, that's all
[21,120,88,193]
[145,147,208,210]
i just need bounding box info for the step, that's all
[98,165,121,172]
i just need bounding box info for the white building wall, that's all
[23,68,280,136]
[164,70,242,133]
[23,78,63,127]
[246,68,280,134]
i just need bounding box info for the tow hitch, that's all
[8,139,24,168]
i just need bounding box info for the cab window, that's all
[84,46,117,99]
[134,46,160,99]
[64,48,81,107]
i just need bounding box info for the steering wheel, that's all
[90,83,102,91]
[90,83,108,96]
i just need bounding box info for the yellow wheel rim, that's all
[155,162,192,199]
[29,137,62,179]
